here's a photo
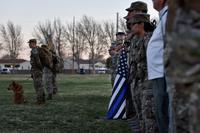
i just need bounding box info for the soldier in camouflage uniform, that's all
[41,45,54,100]
[28,39,45,104]
[43,66,53,100]
[52,71,58,95]
[108,32,126,87]
[123,2,152,133]
[128,13,157,133]
[166,0,200,132]
[47,39,59,95]
[52,51,59,95]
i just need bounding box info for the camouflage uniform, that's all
[129,33,157,133]
[110,41,120,86]
[30,47,45,103]
[124,2,153,133]
[166,0,200,132]
[43,66,53,100]
[52,52,61,94]
[52,72,58,94]
[40,45,54,100]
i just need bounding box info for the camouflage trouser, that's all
[111,69,116,87]
[142,88,157,132]
[32,70,45,101]
[166,9,200,133]
[52,72,58,94]
[131,80,157,133]
[128,80,142,133]
[43,67,53,95]
[190,87,200,133]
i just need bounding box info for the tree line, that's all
[0,15,126,72]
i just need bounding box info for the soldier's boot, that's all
[47,93,53,100]
[127,116,141,133]
[35,93,46,105]
[53,88,58,95]
[35,98,45,105]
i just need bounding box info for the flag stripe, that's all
[108,77,125,109]
[108,83,127,113]
[113,74,120,87]
[107,84,127,119]
[114,100,126,118]
[112,75,123,94]
[118,107,126,119]
[122,112,126,119]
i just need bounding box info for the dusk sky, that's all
[0,0,158,59]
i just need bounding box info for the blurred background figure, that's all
[166,0,200,132]
[109,32,126,86]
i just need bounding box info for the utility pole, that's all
[72,16,75,73]
[116,12,119,33]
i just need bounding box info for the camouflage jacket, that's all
[129,33,152,82]
[110,41,122,73]
[166,1,200,133]
[30,47,43,72]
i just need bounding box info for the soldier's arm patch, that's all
[31,48,38,55]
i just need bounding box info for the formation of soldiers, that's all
[28,39,59,104]
[109,0,200,133]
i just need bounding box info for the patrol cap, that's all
[127,13,150,24]
[126,1,148,13]
[116,32,126,36]
[27,39,37,43]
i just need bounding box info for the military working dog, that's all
[7,81,26,104]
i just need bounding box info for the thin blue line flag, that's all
[107,48,128,119]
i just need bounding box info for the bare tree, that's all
[103,21,116,43]
[119,18,127,33]
[74,24,87,71]
[34,20,54,47]
[0,21,23,59]
[63,22,76,70]
[34,19,65,58]
[63,20,87,71]
[95,24,109,56]
[78,15,109,74]
[53,19,65,57]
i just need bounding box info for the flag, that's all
[107,48,128,119]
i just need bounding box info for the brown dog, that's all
[7,81,26,104]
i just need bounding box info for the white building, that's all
[19,61,31,70]
[0,58,107,72]
[64,58,107,70]
[63,58,78,70]
[0,59,30,70]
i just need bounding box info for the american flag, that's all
[107,48,128,119]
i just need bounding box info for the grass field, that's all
[0,74,131,133]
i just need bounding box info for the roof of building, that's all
[0,59,27,64]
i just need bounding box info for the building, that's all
[0,59,30,70]
[0,58,107,74]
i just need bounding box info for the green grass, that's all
[0,74,131,133]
